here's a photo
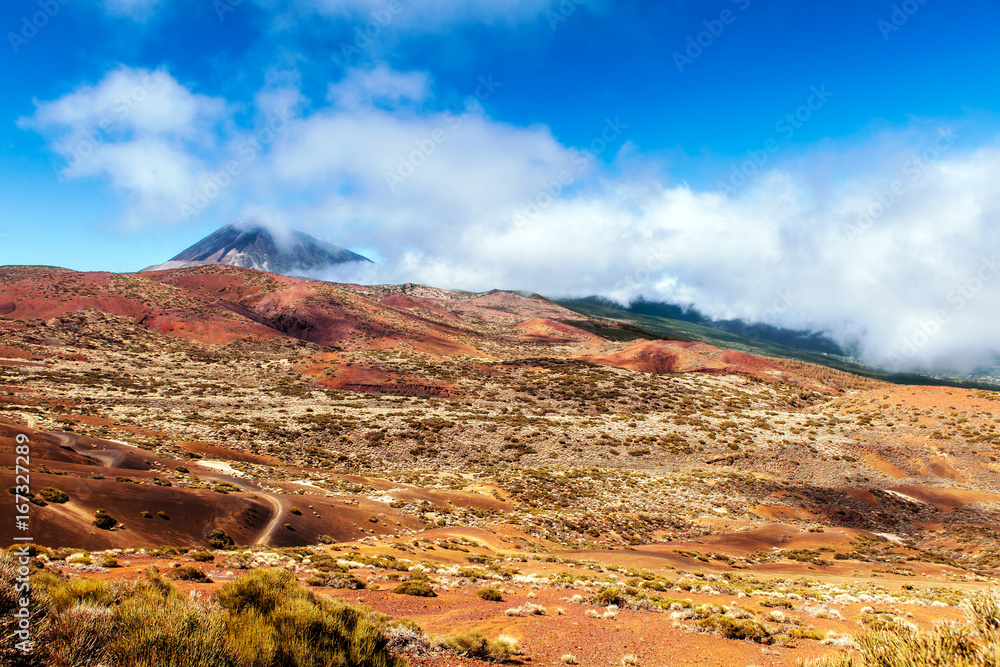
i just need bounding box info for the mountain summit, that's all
[142,223,373,276]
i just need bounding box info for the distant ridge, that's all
[142,222,373,276]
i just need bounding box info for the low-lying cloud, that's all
[24,66,1000,375]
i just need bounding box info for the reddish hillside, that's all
[577,339,837,390]
[0,264,856,395]
[0,266,283,345]
[0,421,422,549]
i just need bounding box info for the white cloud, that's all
[25,64,1000,374]
[22,67,227,226]
[289,0,560,27]
[25,67,224,140]
[97,0,579,27]
[327,65,431,109]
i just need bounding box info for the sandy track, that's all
[195,462,286,546]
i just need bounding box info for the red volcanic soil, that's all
[0,468,273,550]
[1,264,850,399]
[296,353,458,397]
[0,345,41,359]
[144,267,487,355]
[0,266,282,345]
[928,456,966,483]
[0,265,494,354]
[577,339,836,390]
[579,339,703,373]
[885,485,1000,511]
[379,294,463,323]
[0,422,421,549]
[513,319,601,344]
[340,585,808,667]
[177,441,281,465]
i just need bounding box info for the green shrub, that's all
[190,550,215,563]
[157,511,170,520]
[305,573,367,590]
[38,487,69,503]
[695,614,773,644]
[108,590,232,666]
[393,581,437,597]
[141,511,152,518]
[1,557,405,667]
[445,630,519,662]
[205,529,235,550]
[215,568,403,667]
[5,543,47,558]
[148,546,188,559]
[787,627,824,640]
[44,576,121,612]
[93,510,117,530]
[102,556,119,568]
[478,587,503,602]
[595,586,623,606]
[808,590,1000,667]
[168,566,212,583]
[1,554,53,667]
[290,507,302,515]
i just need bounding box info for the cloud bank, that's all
[24,66,1000,375]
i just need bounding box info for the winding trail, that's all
[255,491,286,545]
[194,464,286,546]
[51,432,126,467]
[46,429,287,547]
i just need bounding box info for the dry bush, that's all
[445,630,520,662]
[807,591,1000,667]
[1,557,405,667]
[504,602,546,617]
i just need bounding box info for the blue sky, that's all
[2,0,1000,371]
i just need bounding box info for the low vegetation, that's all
[0,556,405,667]
[393,580,436,597]
[808,591,1000,667]
[444,630,520,662]
[477,587,504,602]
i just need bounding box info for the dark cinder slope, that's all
[142,222,372,275]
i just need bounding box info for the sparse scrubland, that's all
[3,265,1000,665]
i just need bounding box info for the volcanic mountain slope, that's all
[142,222,372,275]
[0,264,840,385]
